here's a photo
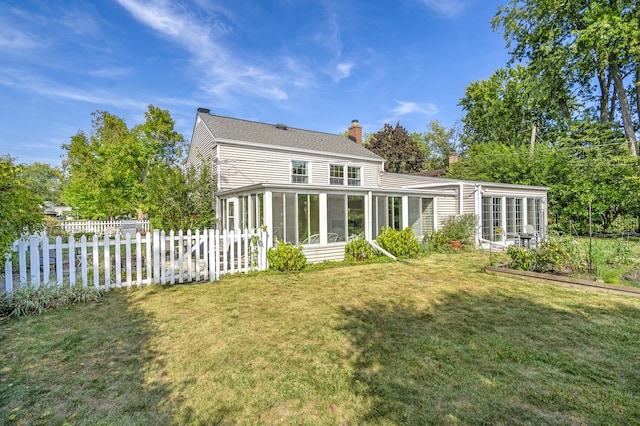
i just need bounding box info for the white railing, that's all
[2,228,269,295]
[58,220,150,236]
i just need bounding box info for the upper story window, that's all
[291,160,308,183]
[329,164,344,185]
[347,166,361,186]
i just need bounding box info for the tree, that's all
[493,0,640,156]
[420,121,460,170]
[367,122,424,173]
[19,162,63,204]
[0,156,44,255]
[62,105,186,220]
[145,156,216,231]
[459,66,567,149]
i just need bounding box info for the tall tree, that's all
[19,162,63,204]
[367,122,424,173]
[420,120,460,170]
[0,156,44,254]
[493,0,639,156]
[62,105,186,219]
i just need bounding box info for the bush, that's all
[506,237,572,273]
[345,238,378,261]
[440,214,477,246]
[266,242,307,272]
[376,227,420,258]
[425,230,452,252]
[0,284,103,318]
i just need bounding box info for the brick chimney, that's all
[448,151,458,165]
[348,119,363,146]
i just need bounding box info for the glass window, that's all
[257,193,264,227]
[329,164,344,185]
[506,198,515,237]
[285,193,296,243]
[298,194,320,244]
[373,196,387,238]
[348,196,365,238]
[388,196,402,230]
[291,160,308,183]
[347,166,361,186]
[272,193,284,243]
[409,197,421,237]
[328,194,346,242]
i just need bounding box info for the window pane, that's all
[285,193,297,243]
[506,198,515,236]
[421,198,434,235]
[291,161,308,183]
[327,194,346,242]
[298,194,320,244]
[330,164,344,185]
[409,197,421,236]
[492,197,502,241]
[482,197,491,240]
[374,196,387,238]
[272,193,284,243]
[388,197,402,230]
[348,196,365,238]
[257,193,264,226]
[347,166,361,186]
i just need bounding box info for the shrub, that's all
[345,238,378,261]
[376,227,420,258]
[424,230,451,252]
[506,245,533,271]
[440,214,477,246]
[266,242,307,272]
[506,237,572,273]
[0,284,103,318]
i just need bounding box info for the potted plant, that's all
[440,214,477,249]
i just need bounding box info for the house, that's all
[185,108,548,262]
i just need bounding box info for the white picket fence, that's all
[59,220,150,236]
[2,228,269,295]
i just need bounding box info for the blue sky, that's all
[0,0,510,167]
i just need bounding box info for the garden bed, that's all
[486,264,640,298]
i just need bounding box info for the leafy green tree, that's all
[145,156,216,231]
[19,162,63,204]
[420,121,460,170]
[367,122,424,173]
[62,105,186,220]
[493,0,639,156]
[0,156,44,254]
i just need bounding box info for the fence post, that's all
[136,233,142,285]
[186,229,193,282]
[80,235,88,288]
[42,237,50,286]
[160,231,166,285]
[125,233,133,287]
[29,235,40,288]
[115,234,122,288]
[68,236,76,286]
[104,234,111,290]
[55,236,63,287]
[92,235,100,288]
[194,229,201,282]
[4,253,12,295]
[178,230,184,284]
[153,230,160,284]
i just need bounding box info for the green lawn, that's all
[2,251,640,425]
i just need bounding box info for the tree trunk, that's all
[636,66,640,130]
[596,64,609,124]
[611,61,638,157]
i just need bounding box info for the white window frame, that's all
[291,160,309,184]
[347,166,361,186]
[329,164,344,185]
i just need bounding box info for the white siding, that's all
[437,196,458,225]
[463,183,477,215]
[186,119,215,165]
[218,144,380,190]
[303,244,346,263]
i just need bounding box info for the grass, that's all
[2,251,640,424]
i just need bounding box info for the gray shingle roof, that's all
[197,112,384,161]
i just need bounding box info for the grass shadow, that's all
[0,289,179,424]
[339,291,640,424]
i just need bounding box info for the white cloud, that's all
[331,62,353,82]
[116,0,289,102]
[417,0,467,17]
[0,68,148,111]
[391,100,439,116]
